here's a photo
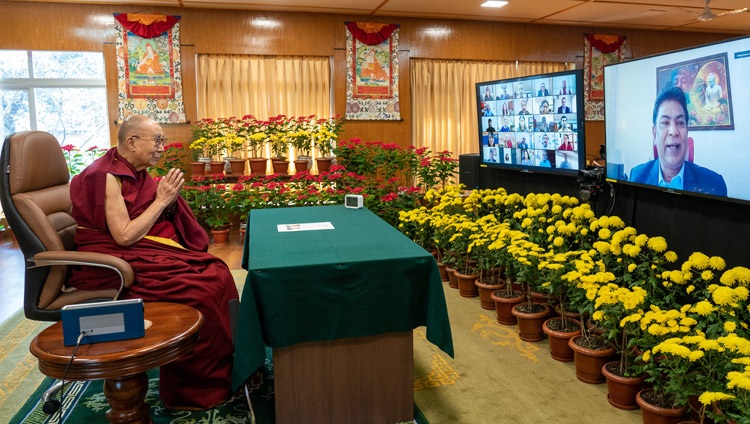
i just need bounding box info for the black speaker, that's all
[459,154,480,189]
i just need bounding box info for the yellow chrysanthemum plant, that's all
[427,206,468,269]
[190,117,241,161]
[671,333,750,422]
[590,283,648,377]
[538,249,586,330]
[507,236,547,310]
[429,185,468,216]
[704,356,750,423]
[488,228,527,298]
[634,304,700,409]
[473,187,511,217]
[397,207,436,253]
[446,216,483,276]
[468,215,507,285]
[235,115,268,158]
[562,254,619,345]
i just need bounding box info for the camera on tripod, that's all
[577,167,605,203]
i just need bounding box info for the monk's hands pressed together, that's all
[156,168,185,208]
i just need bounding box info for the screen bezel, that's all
[475,69,586,176]
[603,35,750,206]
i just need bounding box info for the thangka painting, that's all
[584,34,627,121]
[345,22,401,120]
[114,13,186,123]
[656,53,733,131]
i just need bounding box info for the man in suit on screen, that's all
[557,96,571,114]
[629,87,726,196]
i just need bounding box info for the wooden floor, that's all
[0,233,245,326]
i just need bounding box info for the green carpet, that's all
[9,353,271,424]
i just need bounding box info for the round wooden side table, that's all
[30,302,204,424]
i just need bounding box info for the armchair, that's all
[0,131,134,413]
[0,131,133,321]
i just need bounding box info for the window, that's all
[0,50,109,151]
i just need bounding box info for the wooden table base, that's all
[103,372,151,424]
[273,331,413,424]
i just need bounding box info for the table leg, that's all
[103,372,152,424]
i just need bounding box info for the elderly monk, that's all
[68,115,239,410]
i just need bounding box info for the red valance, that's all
[345,22,399,45]
[585,34,627,54]
[114,13,181,39]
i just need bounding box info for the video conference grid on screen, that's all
[477,71,582,173]
[605,35,750,204]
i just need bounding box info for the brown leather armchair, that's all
[0,131,134,322]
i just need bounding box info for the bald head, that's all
[118,115,158,146]
[117,115,165,171]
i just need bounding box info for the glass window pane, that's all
[32,51,105,79]
[0,50,30,79]
[0,90,30,142]
[35,87,109,151]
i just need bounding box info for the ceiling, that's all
[15,0,750,34]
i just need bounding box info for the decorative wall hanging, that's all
[345,22,401,121]
[114,13,186,123]
[583,34,627,121]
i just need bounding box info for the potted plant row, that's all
[397,185,750,424]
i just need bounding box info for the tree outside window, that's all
[0,50,109,155]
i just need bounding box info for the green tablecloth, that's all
[232,205,454,390]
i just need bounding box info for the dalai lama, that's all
[68,115,239,410]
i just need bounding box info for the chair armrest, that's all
[29,251,135,299]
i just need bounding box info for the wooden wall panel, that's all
[0,1,734,158]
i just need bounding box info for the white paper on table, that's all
[277,222,335,232]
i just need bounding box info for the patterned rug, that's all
[9,351,273,424]
[9,348,426,424]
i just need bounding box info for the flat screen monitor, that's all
[604,35,750,204]
[476,69,585,175]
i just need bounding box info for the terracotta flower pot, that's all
[228,158,247,175]
[293,159,309,172]
[437,262,450,282]
[490,290,524,325]
[568,335,616,384]
[542,317,582,362]
[249,158,268,175]
[454,270,480,298]
[445,266,458,289]
[602,361,646,410]
[530,290,552,305]
[208,161,225,175]
[272,159,289,174]
[476,279,504,310]
[211,228,230,244]
[316,157,334,173]
[636,389,689,424]
[511,303,550,342]
[190,161,206,175]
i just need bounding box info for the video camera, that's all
[577,167,605,203]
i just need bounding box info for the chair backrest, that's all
[0,131,80,321]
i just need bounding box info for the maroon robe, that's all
[69,148,239,409]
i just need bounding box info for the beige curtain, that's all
[411,60,574,157]
[196,54,332,162]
